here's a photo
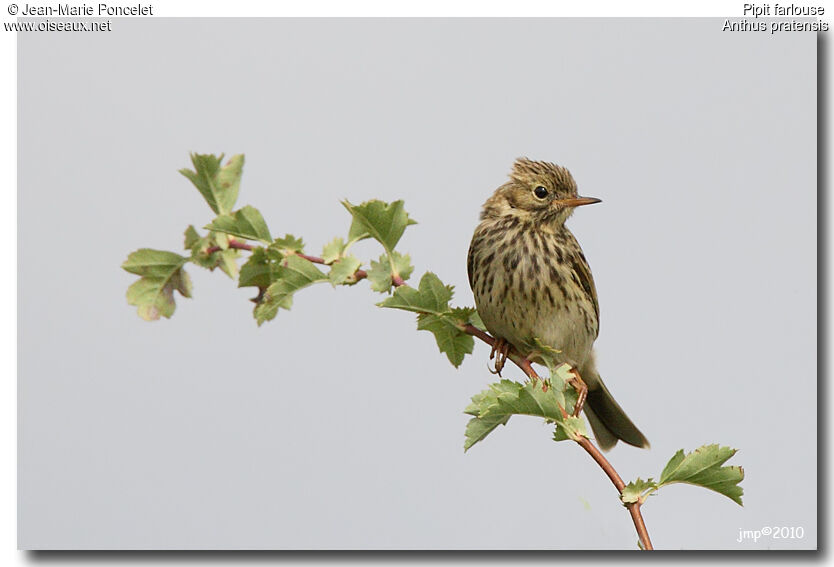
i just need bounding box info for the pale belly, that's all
[469,226,598,368]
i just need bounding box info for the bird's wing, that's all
[569,252,600,336]
[466,237,476,290]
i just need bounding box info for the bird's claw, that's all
[567,368,588,417]
[489,338,511,376]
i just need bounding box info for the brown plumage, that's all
[468,158,649,450]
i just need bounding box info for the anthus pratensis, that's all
[467,158,649,450]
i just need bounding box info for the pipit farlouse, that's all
[467,158,649,450]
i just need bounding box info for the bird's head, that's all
[481,158,601,228]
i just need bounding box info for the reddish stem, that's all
[213,239,654,548]
[205,239,254,255]
[296,253,325,263]
[229,240,254,251]
[464,326,653,550]
[576,436,653,549]
[297,253,368,282]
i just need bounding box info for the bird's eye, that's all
[534,186,548,199]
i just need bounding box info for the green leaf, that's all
[468,310,486,332]
[366,251,414,293]
[464,379,566,451]
[530,337,563,373]
[346,217,370,246]
[187,238,216,268]
[658,445,744,506]
[123,249,188,278]
[205,205,272,243]
[183,228,236,279]
[450,306,476,324]
[122,249,192,320]
[269,234,305,255]
[328,255,362,286]
[378,274,478,367]
[551,362,579,413]
[515,350,576,414]
[341,199,416,254]
[377,272,452,314]
[464,412,511,452]
[620,478,658,505]
[449,306,489,334]
[367,259,393,293]
[321,237,346,264]
[238,247,277,289]
[416,313,474,367]
[214,231,230,249]
[217,249,240,279]
[254,255,328,325]
[179,153,243,215]
[552,415,589,442]
[184,225,201,249]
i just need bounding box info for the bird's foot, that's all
[567,368,588,417]
[488,338,511,376]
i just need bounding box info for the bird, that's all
[467,158,649,450]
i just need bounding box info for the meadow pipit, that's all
[467,158,649,450]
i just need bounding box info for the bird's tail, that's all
[580,361,650,451]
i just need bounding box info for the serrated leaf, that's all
[238,247,277,289]
[255,255,327,325]
[367,251,414,293]
[187,237,216,268]
[328,255,362,286]
[179,153,243,215]
[123,249,187,278]
[367,259,394,293]
[321,237,346,264]
[122,249,191,320]
[658,445,744,506]
[184,229,234,278]
[390,251,414,280]
[205,205,272,243]
[552,362,578,413]
[417,313,474,367]
[531,337,564,373]
[341,199,416,254]
[217,249,240,279]
[449,306,476,323]
[184,225,201,249]
[269,234,305,255]
[620,478,658,505]
[253,297,289,325]
[468,310,486,331]
[377,272,452,314]
[552,415,589,442]
[346,217,371,246]
[214,231,230,249]
[526,339,576,411]
[464,413,511,452]
[464,379,567,451]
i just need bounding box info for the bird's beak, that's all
[557,196,602,208]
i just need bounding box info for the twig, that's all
[230,241,654,549]
[205,239,254,255]
[463,323,654,550]
[229,240,254,251]
[297,253,368,281]
[576,436,653,550]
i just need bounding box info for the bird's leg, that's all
[567,368,588,417]
[488,337,511,376]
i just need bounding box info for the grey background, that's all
[18,19,816,550]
